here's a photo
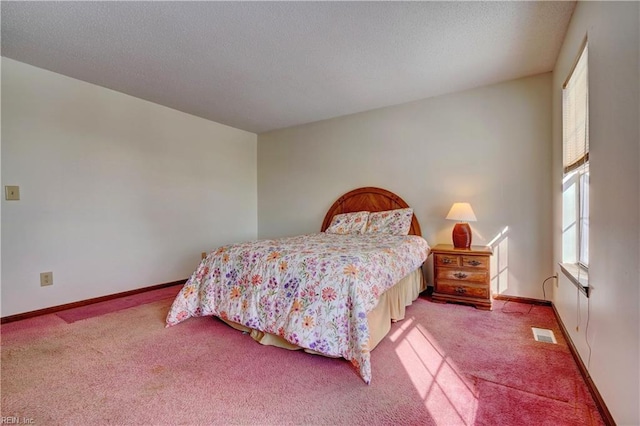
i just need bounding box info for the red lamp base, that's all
[452,223,472,249]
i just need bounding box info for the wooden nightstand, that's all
[431,244,493,310]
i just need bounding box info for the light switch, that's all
[5,186,20,201]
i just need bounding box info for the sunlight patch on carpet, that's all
[394,321,478,425]
[388,317,414,342]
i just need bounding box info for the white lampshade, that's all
[445,202,477,222]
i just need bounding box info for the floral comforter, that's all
[166,232,430,384]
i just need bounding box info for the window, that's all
[562,42,589,269]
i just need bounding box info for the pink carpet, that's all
[54,285,181,323]
[1,291,603,425]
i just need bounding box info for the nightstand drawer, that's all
[436,281,489,299]
[434,254,461,267]
[461,256,489,269]
[436,269,488,284]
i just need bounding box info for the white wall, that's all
[258,73,553,299]
[551,2,639,424]
[1,58,258,317]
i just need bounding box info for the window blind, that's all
[562,44,589,174]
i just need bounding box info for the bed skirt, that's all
[220,267,425,355]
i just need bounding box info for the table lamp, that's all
[446,202,477,249]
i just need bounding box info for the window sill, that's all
[558,263,589,297]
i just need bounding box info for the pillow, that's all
[365,208,413,235]
[325,211,369,234]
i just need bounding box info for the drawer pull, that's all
[442,258,452,264]
[454,272,468,279]
[455,287,466,294]
[468,260,481,266]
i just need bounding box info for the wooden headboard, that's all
[321,187,422,236]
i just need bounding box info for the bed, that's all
[166,187,431,383]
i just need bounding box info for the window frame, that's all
[577,166,589,268]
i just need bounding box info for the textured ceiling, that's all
[1,1,575,134]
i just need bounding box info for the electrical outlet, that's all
[40,272,53,287]
[5,186,20,201]
[201,252,207,260]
